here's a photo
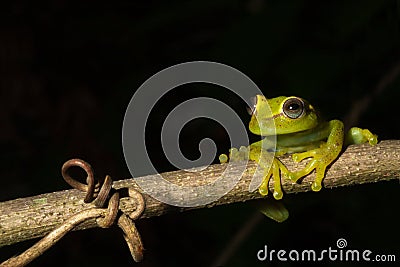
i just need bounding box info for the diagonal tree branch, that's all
[1,140,399,247]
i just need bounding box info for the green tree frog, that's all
[220,95,378,200]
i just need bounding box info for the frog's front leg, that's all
[288,120,344,191]
[249,143,290,200]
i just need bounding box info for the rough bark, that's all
[0,140,399,247]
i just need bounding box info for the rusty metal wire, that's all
[1,159,145,266]
[61,159,99,203]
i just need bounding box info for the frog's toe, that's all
[273,189,283,200]
[362,129,378,146]
[258,168,273,196]
[292,151,312,163]
[369,136,378,146]
[311,181,322,191]
[238,146,250,160]
[219,154,228,163]
[259,184,269,196]
[368,133,378,146]
[227,146,250,162]
[228,148,239,161]
[272,160,284,200]
[279,165,299,183]
[258,178,269,196]
[287,158,318,183]
[287,171,300,182]
[311,165,327,191]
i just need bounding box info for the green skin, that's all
[220,95,378,200]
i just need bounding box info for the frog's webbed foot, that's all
[219,146,250,163]
[346,127,378,146]
[257,157,290,200]
[288,144,340,192]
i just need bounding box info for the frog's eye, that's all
[282,97,305,119]
[247,96,257,115]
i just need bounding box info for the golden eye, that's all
[246,96,257,115]
[282,97,305,119]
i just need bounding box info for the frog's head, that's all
[248,95,320,136]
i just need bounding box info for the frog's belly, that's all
[276,141,323,155]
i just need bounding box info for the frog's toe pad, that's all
[258,186,269,196]
[311,181,322,191]
[368,135,378,146]
[273,190,283,200]
[219,154,228,163]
